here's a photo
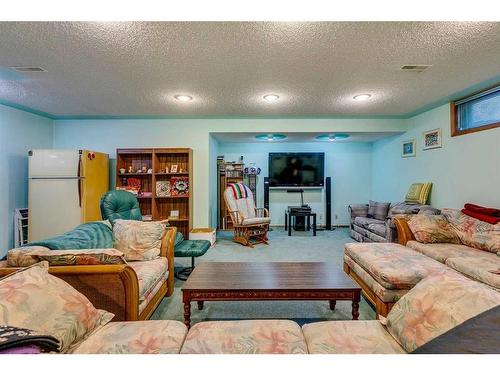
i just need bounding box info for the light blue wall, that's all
[0,99,494,255]
[219,142,373,225]
[208,135,220,227]
[0,105,54,256]
[372,104,500,208]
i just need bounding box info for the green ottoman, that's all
[174,233,211,280]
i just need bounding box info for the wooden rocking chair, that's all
[224,183,271,247]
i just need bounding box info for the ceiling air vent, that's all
[10,66,46,72]
[400,65,432,72]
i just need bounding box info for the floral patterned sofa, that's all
[0,221,177,322]
[344,208,500,317]
[1,262,499,354]
[303,270,500,354]
[395,208,500,290]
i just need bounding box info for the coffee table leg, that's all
[352,293,360,320]
[197,301,204,310]
[183,302,191,328]
[329,300,336,310]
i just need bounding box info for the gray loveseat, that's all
[349,202,438,243]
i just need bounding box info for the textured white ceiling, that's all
[212,132,401,143]
[0,22,499,117]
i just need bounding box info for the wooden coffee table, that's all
[181,262,361,328]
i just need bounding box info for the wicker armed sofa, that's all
[0,222,176,321]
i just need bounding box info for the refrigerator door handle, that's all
[77,156,83,207]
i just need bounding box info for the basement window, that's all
[451,85,500,136]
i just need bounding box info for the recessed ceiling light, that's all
[174,95,193,102]
[315,134,350,142]
[255,133,287,141]
[400,65,432,72]
[10,66,46,73]
[353,94,372,101]
[263,94,279,102]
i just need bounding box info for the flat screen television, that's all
[268,152,325,187]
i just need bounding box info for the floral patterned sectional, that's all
[344,208,500,318]
[1,260,499,354]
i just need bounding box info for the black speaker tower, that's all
[263,177,272,230]
[325,177,332,230]
[264,177,270,211]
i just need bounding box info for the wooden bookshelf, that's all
[217,161,244,230]
[116,148,193,238]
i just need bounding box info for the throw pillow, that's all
[6,246,50,267]
[368,200,391,221]
[386,271,500,352]
[405,183,432,204]
[7,248,126,267]
[408,214,461,244]
[0,262,114,352]
[442,208,500,253]
[113,219,166,261]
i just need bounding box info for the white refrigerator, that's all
[28,149,109,242]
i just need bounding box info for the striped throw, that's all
[228,183,250,199]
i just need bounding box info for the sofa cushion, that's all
[367,223,387,238]
[368,200,391,221]
[366,231,389,243]
[352,224,369,237]
[354,217,384,229]
[344,255,409,303]
[389,202,424,215]
[72,320,187,354]
[138,278,166,314]
[180,320,307,354]
[241,216,271,226]
[445,255,500,290]
[344,243,446,289]
[405,182,432,204]
[113,219,166,261]
[27,221,114,250]
[6,246,50,267]
[303,320,405,354]
[406,241,484,263]
[7,248,125,267]
[442,208,500,253]
[349,229,366,242]
[386,271,500,353]
[408,214,461,244]
[0,262,113,352]
[128,257,169,302]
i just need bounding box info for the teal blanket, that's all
[27,222,114,250]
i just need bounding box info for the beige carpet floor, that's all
[151,227,376,325]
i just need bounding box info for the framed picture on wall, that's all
[423,128,442,150]
[401,139,416,158]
